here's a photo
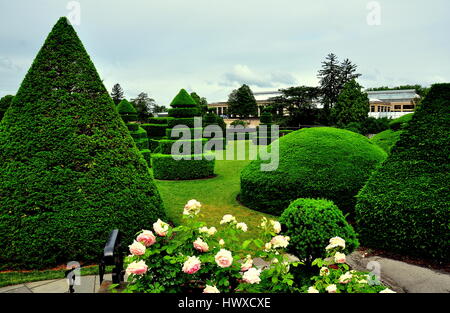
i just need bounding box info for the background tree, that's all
[131,92,155,121]
[152,104,167,114]
[190,92,208,116]
[331,79,369,126]
[110,83,124,105]
[339,59,361,88]
[228,84,257,118]
[269,86,321,126]
[0,95,14,121]
[317,54,361,124]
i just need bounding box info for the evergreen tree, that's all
[0,95,14,121]
[318,53,341,116]
[331,80,369,126]
[131,92,155,121]
[228,84,258,118]
[318,54,361,123]
[339,59,361,88]
[110,83,124,105]
[0,17,165,270]
[190,92,208,115]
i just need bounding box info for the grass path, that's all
[155,141,275,240]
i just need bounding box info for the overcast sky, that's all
[0,0,449,105]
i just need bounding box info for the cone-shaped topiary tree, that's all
[117,99,138,122]
[355,83,450,261]
[152,89,215,180]
[0,17,166,270]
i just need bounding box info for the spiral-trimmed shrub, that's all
[152,89,215,180]
[240,127,387,215]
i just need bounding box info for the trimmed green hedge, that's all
[156,138,208,155]
[140,149,151,167]
[168,117,198,129]
[280,198,359,261]
[370,129,404,154]
[148,117,173,124]
[168,108,200,118]
[166,127,204,139]
[126,123,140,132]
[0,17,166,270]
[240,127,387,216]
[142,124,168,138]
[152,153,215,180]
[169,89,198,108]
[355,83,450,261]
[388,113,414,130]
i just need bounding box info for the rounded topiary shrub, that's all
[0,18,166,270]
[279,198,359,262]
[240,127,387,216]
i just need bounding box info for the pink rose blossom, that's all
[126,261,148,275]
[136,230,156,247]
[129,240,146,256]
[182,256,202,274]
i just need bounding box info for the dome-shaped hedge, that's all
[240,127,387,215]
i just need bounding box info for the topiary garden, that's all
[355,83,450,261]
[0,17,166,270]
[240,127,387,216]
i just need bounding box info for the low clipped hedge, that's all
[279,198,359,261]
[126,123,140,132]
[168,108,200,118]
[388,113,414,130]
[136,138,149,150]
[370,129,404,154]
[240,127,387,216]
[168,118,198,129]
[152,153,215,180]
[156,138,208,155]
[166,127,204,139]
[140,149,151,167]
[148,117,173,124]
[130,127,148,140]
[355,84,450,261]
[142,124,168,138]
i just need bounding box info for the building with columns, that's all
[208,89,420,119]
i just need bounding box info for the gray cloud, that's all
[0,0,449,104]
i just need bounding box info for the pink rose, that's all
[241,255,253,272]
[129,240,146,256]
[182,256,201,274]
[153,219,169,237]
[215,249,233,268]
[136,230,156,247]
[193,238,209,253]
[126,260,148,275]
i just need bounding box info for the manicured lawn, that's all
[154,140,276,240]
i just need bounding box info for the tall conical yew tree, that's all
[355,83,450,261]
[0,17,165,270]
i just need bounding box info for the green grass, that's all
[154,140,275,240]
[371,129,404,154]
[0,265,113,288]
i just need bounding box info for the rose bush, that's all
[305,237,395,294]
[121,200,302,293]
